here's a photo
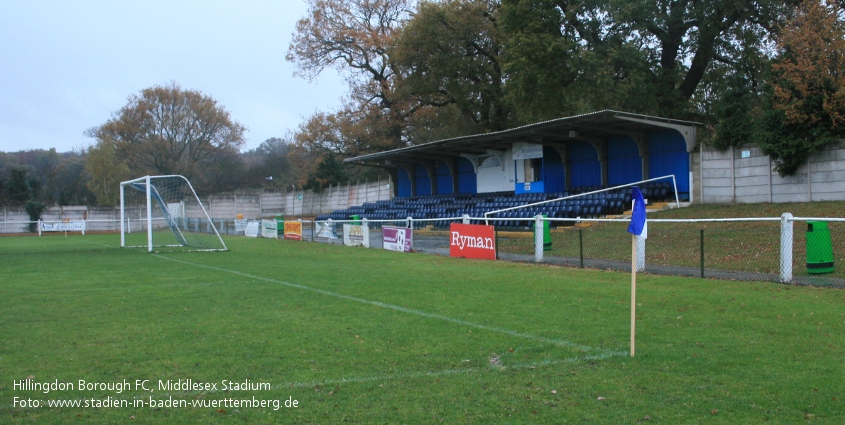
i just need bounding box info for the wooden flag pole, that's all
[631,233,637,357]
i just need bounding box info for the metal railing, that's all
[305,214,844,288]
[6,212,842,288]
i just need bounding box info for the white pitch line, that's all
[283,351,628,389]
[153,254,604,354]
[12,281,230,294]
[145,350,629,400]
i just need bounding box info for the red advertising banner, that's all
[283,221,302,241]
[449,223,496,260]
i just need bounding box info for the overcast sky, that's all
[0,0,346,153]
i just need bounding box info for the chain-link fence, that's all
[514,222,785,281]
[307,215,845,288]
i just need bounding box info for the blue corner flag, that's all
[627,186,647,239]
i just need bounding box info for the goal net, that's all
[120,175,227,252]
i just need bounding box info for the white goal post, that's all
[120,175,227,252]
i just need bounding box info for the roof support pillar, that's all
[445,159,459,194]
[399,163,415,196]
[422,161,437,195]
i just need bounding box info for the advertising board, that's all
[244,221,260,238]
[284,221,303,241]
[449,223,496,260]
[261,220,278,239]
[343,224,370,247]
[383,226,413,252]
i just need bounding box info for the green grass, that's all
[1,234,843,424]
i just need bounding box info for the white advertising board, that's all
[343,224,370,247]
[244,221,260,238]
[40,221,86,234]
[261,219,278,239]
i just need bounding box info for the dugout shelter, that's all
[345,110,700,202]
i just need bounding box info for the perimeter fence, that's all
[7,212,842,288]
[306,214,845,288]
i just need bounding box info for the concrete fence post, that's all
[534,215,544,263]
[780,212,794,283]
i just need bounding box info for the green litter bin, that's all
[806,221,834,274]
[350,215,361,226]
[533,214,552,251]
[275,214,284,232]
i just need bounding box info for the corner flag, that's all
[627,186,647,239]
[627,186,647,358]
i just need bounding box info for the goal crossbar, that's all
[120,175,227,252]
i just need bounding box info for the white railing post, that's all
[462,214,470,225]
[534,215,544,263]
[780,213,794,283]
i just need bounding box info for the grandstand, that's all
[317,181,674,229]
[322,111,697,228]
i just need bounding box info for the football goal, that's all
[120,175,227,252]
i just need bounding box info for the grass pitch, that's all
[0,234,843,424]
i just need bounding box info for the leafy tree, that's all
[499,0,787,120]
[294,110,374,157]
[85,140,131,206]
[392,0,510,133]
[53,154,93,205]
[0,152,15,205]
[0,153,19,206]
[709,73,762,150]
[500,0,626,121]
[287,0,414,152]
[758,0,845,175]
[27,175,41,202]
[303,152,351,191]
[5,167,43,230]
[403,102,490,144]
[7,168,32,205]
[12,150,96,206]
[291,107,388,182]
[199,149,246,193]
[247,137,294,188]
[86,82,247,190]
[14,149,59,202]
[256,137,291,165]
[24,200,46,233]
